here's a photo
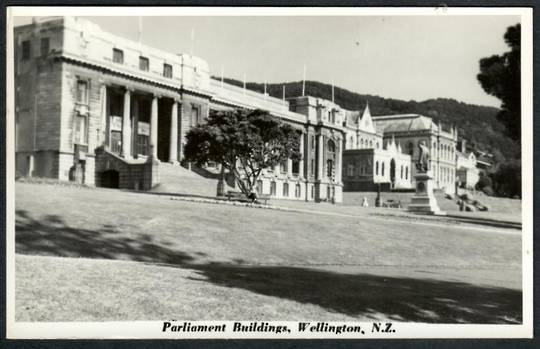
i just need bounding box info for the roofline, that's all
[372,114,423,119]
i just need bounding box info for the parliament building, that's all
[14,16,461,202]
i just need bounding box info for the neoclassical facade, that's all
[14,17,344,202]
[373,114,458,194]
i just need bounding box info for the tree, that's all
[184,109,302,197]
[477,23,521,143]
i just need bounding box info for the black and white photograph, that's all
[5,6,533,339]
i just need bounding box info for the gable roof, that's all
[372,114,438,133]
[357,103,376,133]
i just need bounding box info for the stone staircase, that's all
[150,163,234,197]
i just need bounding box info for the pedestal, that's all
[408,171,446,215]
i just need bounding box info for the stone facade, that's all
[13,16,345,202]
[342,104,412,192]
[373,114,458,194]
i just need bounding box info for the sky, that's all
[14,14,520,107]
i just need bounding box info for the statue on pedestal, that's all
[416,141,430,172]
[409,140,445,215]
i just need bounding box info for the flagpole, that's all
[332,78,335,103]
[282,84,285,101]
[302,65,306,97]
[220,65,224,90]
[190,28,195,57]
[137,17,142,44]
[243,73,246,95]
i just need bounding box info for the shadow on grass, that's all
[16,209,521,324]
[15,209,195,265]
[192,264,522,324]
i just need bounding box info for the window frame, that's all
[22,40,31,61]
[76,79,89,105]
[163,63,173,78]
[113,48,124,64]
[40,37,50,57]
[74,113,89,145]
[139,56,149,71]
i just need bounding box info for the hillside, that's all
[214,77,520,163]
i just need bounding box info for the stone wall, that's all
[94,147,159,190]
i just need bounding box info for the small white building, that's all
[342,105,412,191]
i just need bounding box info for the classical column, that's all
[298,132,304,178]
[122,88,132,158]
[287,158,293,175]
[99,84,108,147]
[150,94,159,158]
[317,133,324,180]
[336,137,343,183]
[169,99,179,164]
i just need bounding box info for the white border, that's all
[5,6,534,339]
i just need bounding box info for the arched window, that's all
[369,140,373,148]
[328,139,336,152]
[382,162,385,176]
[349,136,353,149]
[376,142,380,149]
[270,181,276,196]
[360,139,364,148]
[283,182,289,197]
[375,161,379,175]
[256,180,263,195]
[408,142,414,156]
[295,183,301,198]
[347,164,354,176]
[327,140,336,179]
[405,166,408,180]
[400,165,403,179]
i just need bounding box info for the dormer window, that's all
[139,56,149,71]
[113,48,124,64]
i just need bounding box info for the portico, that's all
[100,84,181,164]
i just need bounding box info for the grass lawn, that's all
[14,182,522,323]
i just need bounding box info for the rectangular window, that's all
[163,63,173,78]
[295,184,301,198]
[110,130,122,154]
[22,40,31,61]
[310,159,315,176]
[74,115,88,144]
[190,106,199,126]
[292,161,300,175]
[40,38,50,56]
[113,48,124,64]
[76,80,88,104]
[139,56,149,71]
[311,185,314,199]
[280,160,288,174]
[256,180,263,195]
[311,135,315,150]
[137,135,149,156]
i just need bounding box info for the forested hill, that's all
[214,77,519,162]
